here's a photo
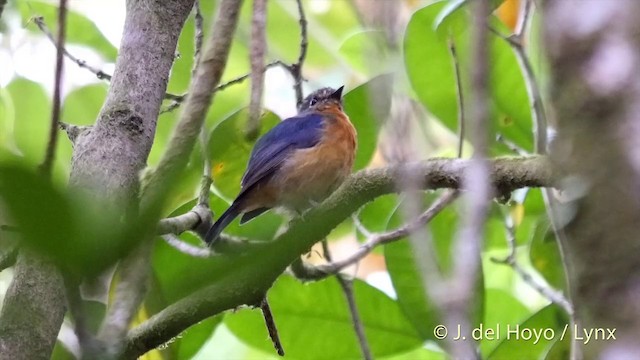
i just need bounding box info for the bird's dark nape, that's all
[205,202,241,246]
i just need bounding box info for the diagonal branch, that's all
[246,0,268,139]
[39,1,67,177]
[124,155,553,358]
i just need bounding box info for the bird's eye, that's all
[309,98,318,106]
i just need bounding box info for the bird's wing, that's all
[239,113,325,194]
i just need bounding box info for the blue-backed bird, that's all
[204,86,357,245]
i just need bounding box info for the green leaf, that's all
[543,333,571,360]
[434,0,469,30]
[8,78,50,163]
[529,220,567,291]
[62,84,107,126]
[434,0,508,30]
[176,316,223,360]
[404,2,533,152]
[51,341,76,360]
[344,74,391,170]
[209,108,281,199]
[357,194,401,234]
[0,165,133,276]
[225,276,423,359]
[488,304,569,360]
[19,1,118,61]
[480,289,530,356]
[0,87,18,153]
[339,30,390,76]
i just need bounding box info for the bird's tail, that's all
[205,201,241,246]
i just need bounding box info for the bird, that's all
[204,86,357,246]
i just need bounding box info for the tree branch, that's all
[246,0,267,140]
[124,155,553,357]
[0,251,66,359]
[442,1,492,357]
[0,3,68,359]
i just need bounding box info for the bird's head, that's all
[298,86,344,113]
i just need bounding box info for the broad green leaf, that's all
[311,0,361,39]
[434,0,469,29]
[209,108,281,199]
[488,304,569,360]
[176,316,223,360]
[0,165,133,276]
[339,30,390,76]
[543,333,570,360]
[0,87,18,153]
[357,194,401,234]
[529,220,567,291]
[19,1,118,61]
[404,2,533,152]
[8,78,50,162]
[481,289,530,356]
[434,0,508,30]
[225,276,423,359]
[62,84,107,126]
[344,74,391,170]
[51,341,76,360]
[381,346,447,360]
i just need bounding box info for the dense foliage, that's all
[0,0,570,359]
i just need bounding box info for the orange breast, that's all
[274,110,357,211]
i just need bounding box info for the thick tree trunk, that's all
[545,0,640,357]
[0,1,194,358]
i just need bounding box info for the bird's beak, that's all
[330,86,344,101]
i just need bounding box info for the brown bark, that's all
[545,0,640,357]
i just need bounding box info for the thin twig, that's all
[246,0,268,140]
[491,209,573,315]
[193,0,204,72]
[351,213,373,239]
[259,298,285,356]
[290,191,458,282]
[161,61,283,113]
[449,38,465,158]
[317,190,459,275]
[32,16,194,106]
[446,0,492,357]
[161,234,214,258]
[489,1,547,154]
[156,204,211,235]
[321,240,372,360]
[291,0,308,107]
[192,0,213,207]
[39,1,67,177]
[32,16,111,81]
[514,0,532,37]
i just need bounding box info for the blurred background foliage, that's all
[0,0,567,359]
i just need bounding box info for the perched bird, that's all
[205,86,357,245]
